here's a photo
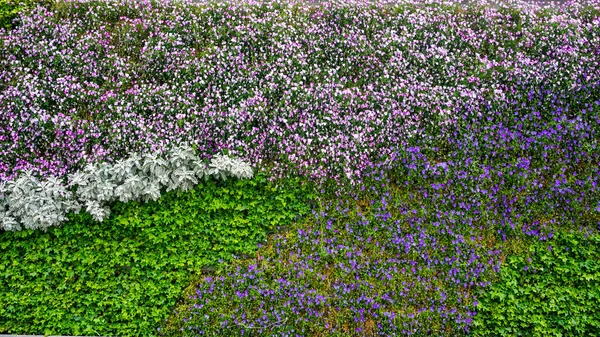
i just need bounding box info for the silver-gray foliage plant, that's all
[0,171,81,231]
[0,145,254,231]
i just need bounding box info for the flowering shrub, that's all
[0,144,253,231]
[1,0,599,185]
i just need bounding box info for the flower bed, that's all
[165,82,600,336]
[2,0,599,184]
[1,0,600,336]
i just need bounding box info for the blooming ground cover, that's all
[165,82,600,336]
[2,0,599,184]
[1,0,600,335]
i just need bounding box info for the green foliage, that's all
[472,232,600,337]
[0,172,313,336]
[0,0,51,29]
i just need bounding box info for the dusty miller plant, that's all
[0,145,254,230]
[0,171,81,231]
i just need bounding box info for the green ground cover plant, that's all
[472,232,600,337]
[0,172,314,335]
[0,0,50,28]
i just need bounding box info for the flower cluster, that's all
[1,0,599,185]
[0,145,253,231]
[169,173,503,336]
[167,77,600,336]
